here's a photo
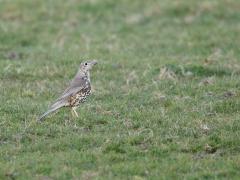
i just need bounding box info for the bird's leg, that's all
[71,108,75,117]
[72,107,79,117]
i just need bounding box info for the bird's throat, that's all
[86,71,90,82]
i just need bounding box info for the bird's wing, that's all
[59,86,84,100]
[56,76,88,102]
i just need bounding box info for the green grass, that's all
[1,0,240,179]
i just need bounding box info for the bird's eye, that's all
[85,63,88,66]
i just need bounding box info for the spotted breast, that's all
[69,79,91,107]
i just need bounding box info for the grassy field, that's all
[1,0,240,179]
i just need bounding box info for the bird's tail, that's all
[38,101,65,121]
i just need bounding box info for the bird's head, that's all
[79,60,98,73]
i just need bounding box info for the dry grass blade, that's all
[158,67,177,81]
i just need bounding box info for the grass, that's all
[0,0,240,179]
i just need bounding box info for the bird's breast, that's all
[69,85,91,107]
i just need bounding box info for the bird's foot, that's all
[71,107,79,117]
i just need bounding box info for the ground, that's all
[0,0,240,179]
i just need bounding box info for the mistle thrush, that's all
[38,60,97,121]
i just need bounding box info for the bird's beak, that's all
[91,60,98,65]
[92,60,97,65]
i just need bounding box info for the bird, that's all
[38,60,97,121]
